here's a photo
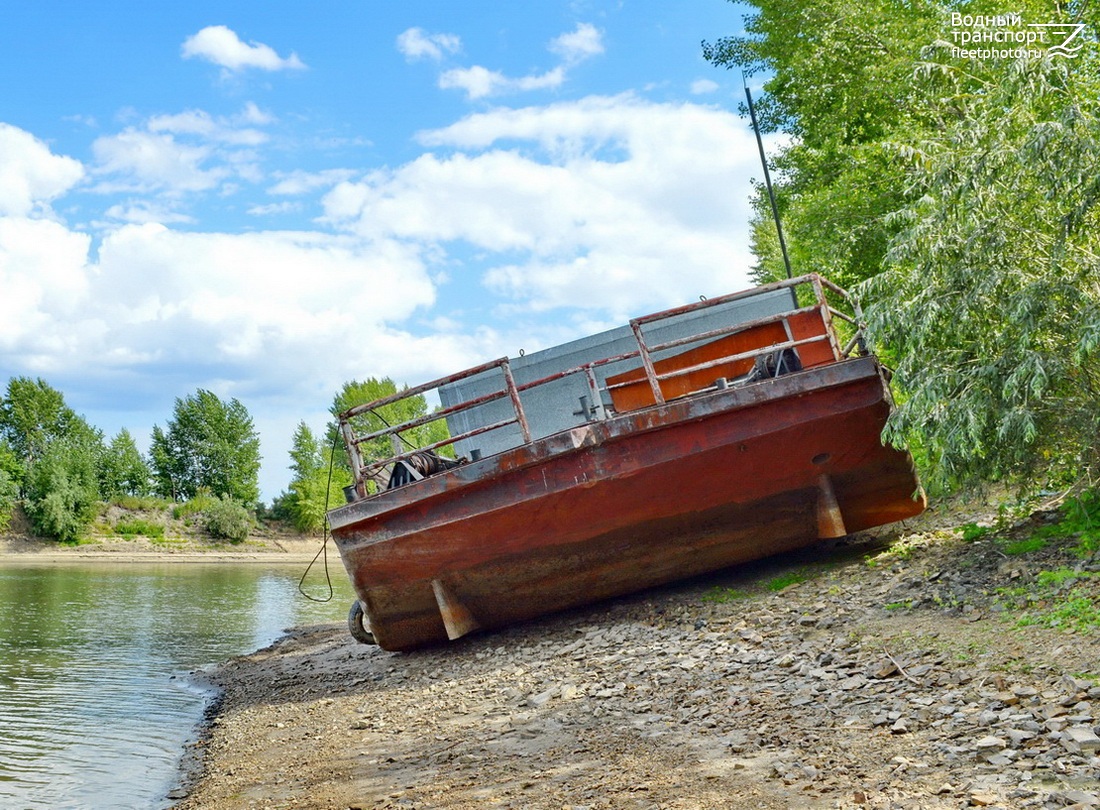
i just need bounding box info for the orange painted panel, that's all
[606,321,790,412]
[786,309,835,368]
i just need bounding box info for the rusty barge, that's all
[328,274,925,651]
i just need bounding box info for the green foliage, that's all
[0,439,21,495]
[329,378,451,463]
[703,0,943,288]
[99,429,151,498]
[0,377,97,466]
[860,34,1100,492]
[702,586,750,603]
[765,570,808,591]
[998,565,1100,631]
[327,377,452,497]
[884,600,914,611]
[1001,537,1047,556]
[960,523,990,542]
[1035,568,1093,588]
[1010,493,1100,556]
[172,490,219,521]
[1062,492,1100,553]
[283,421,348,533]
[23,440,99,543]
[0,377,104,494]
[110,494,171,511]
[114,518,165,539]
[0,466,17,532]
[265,491,295,523]
[707,1,1100,495]
[1017,589,1100,633]
[201,496,253,543]
[150,390,261,505]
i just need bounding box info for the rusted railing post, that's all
[583,364,605,419]
[500,359,532,443]
[340,418,368,495]
[810,275,843,362]
[630,320,665,406]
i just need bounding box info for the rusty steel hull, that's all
[328,356,925,651]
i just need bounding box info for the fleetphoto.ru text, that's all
[949,12,1087,60]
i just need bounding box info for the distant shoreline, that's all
[0,534,329,564]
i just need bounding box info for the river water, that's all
[0,560,354,809]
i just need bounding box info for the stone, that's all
[975,736,1007,752]
[1054,789,1100,807]
[1062,726,1100,754]
[968,791,1000,806]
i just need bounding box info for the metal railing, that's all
[338,274,865,497]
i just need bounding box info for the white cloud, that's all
[0,123,85,217]
[267,168,357,196]
[238,102,275,126]
[690,78,720,95]
[247,201,302,216]
[0,217,92,349]
[102,202,195,225]
[549,23,604,64]
[324,95,761,319]
[91,129,226,193]
[94,226,435,347]
[181,25,306,72]
[147,109,269,147]
[396,27,461,61]
[439,65,566,100]
[2,218,443,396]
[89,105,275,197]
[435,22,602,100]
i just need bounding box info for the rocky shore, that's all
[173,509,1100,810]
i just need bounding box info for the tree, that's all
[0,441,18,532]
[329,378,450,468]
[283,421,348,532]
[0,439,20,492]
[706,0,1100,493]
[99,429,152,498]
[0,377,102,476]
[23,439,99,542]
[861,40,1100,491]
[703,0,943,288]
[150,390,261,505]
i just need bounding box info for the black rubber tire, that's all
[347,600,377,645]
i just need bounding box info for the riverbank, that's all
[0,500,327,564]
[0,528,326,564]
[173,502,1100,810]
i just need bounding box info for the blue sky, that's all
[1,0,773,502]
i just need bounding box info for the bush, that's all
[172,490,219,521]
[111,494,171,511]
[0,468,17,532]
[960,523,990,542]
[202,496,253,543]
[114,518,165,539]
[24,442,98,543]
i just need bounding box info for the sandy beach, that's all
[0,533,327,564]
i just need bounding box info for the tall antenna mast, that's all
[744,82,793,280]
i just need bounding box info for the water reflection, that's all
[0,562,352,809]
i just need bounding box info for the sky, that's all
[0,0,774,503]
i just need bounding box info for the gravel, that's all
[173,511,1100,809]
